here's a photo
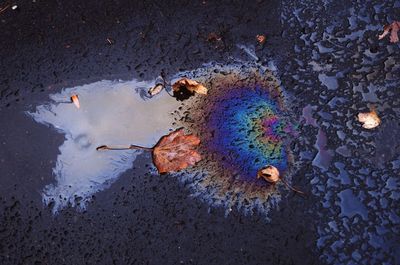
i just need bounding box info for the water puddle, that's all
[172,62,295,218]
[312,129,334,172]
[338,189,368,220]
[28,79,180,212]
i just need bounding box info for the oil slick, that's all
[172,62,295,219]
[28,79,180,213]
[27,60,295,220]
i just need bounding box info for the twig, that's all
[0,4,10,15]
[96,144,153,151]
[281,178,306,196]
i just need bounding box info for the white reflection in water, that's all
[28,79,179,213]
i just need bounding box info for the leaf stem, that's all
[281,178,306,196]
[96,144,153,151]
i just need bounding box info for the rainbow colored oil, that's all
[174,63,295,218]
[205,86,288,185]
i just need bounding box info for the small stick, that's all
[96,144,153,151]
[0,4,10,15]
[281,178,306,196]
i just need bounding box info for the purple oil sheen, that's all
[262,115,281,143]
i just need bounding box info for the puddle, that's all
[312,129,333,172]
[27,62,298,219]
[172,62,296,218]
[318,73,338,90]
[338,189,368,220]
[28,79,180,212]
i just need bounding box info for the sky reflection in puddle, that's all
[28,79,179,212]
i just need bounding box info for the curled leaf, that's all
[152,128,201,174]
[148,75,166,96]
[148,84,164,96]
[257,165,305,195]
[172,78,208,95]
[70,94,80,109]
[257,165,280,183]
[358,108,381,129]
[378,21,400,43]
[256,34,266,44]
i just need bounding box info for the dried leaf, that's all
[256,34,266,44]
[148,84,164,96]
[257,165,280,183]
[97,128,201,174]
[172,78,208,95]
[378,21,400,43]
[257,165,305,195]
[358,109,381,129]
[152,128,201,174]
[70,94,80,109]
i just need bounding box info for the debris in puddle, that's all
[152,128,201,174]
[148,84,164,96]
[257,165,280,183]
[70,94,80,109]
[173,63,298,217]
[172,78,207,100]
[378,21,400,43]
[257,165,305,195]
[97,128,201,174]
[29,79,181,211]
[357,108,381,129]
[256,34,266,44]
[11,4,17,10]
[148,75,166,96]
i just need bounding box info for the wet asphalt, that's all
[0,1,319,264]
[0,0,399,264]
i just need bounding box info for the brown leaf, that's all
[70,94,80,109]
[152,128,201,174]
[148,84,164,96]
[257,165,280,183]
[358,108,381,129]
[379,21,400,43]
[172,78,208,95]
[256,34,266,44]
[257,165,306,195]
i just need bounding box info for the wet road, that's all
[0,0,399,264]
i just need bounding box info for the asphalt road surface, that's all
[0,0,399,264]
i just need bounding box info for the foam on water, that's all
[28,79,180,212]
